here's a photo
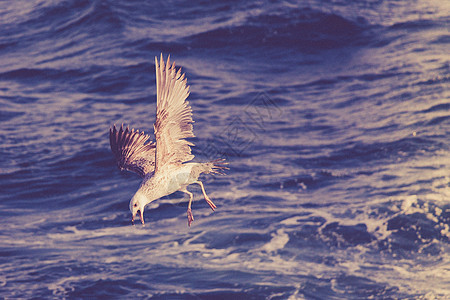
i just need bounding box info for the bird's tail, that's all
[203,158,229,175]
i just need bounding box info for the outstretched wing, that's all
[109,124,156,177]
[154,54,195,172]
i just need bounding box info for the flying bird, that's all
[109,54,228,227]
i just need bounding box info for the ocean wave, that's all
[184,8,373,50]
[294,137,439,169]
[1,0,448,298]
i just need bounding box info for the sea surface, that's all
[1,0,449,299]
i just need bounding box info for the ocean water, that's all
[0,0,449,298]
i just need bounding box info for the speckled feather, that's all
[110,54,228,226]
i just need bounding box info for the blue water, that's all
[1,0,449,298]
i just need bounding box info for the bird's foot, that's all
[187,208,194,227]
[204,196,216,211]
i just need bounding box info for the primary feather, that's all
[154,54,195,172]
[109,124,156,177]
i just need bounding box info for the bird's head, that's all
[129,191,148,226]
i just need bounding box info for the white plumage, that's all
[110,54,228,227]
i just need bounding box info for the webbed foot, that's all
[187,208,194,227]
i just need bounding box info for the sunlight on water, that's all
[0,0,448,298]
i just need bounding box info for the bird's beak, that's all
[131,210,137,226]
[131,209,145,226]
[139,209,145,226]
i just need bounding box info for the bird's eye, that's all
[134,203,137,207]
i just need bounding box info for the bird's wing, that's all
[153,54,194,172]
[109,124,156,177]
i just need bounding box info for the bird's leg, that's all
[182,189,194,227]
[195,181,216,211]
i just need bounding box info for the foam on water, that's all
[1,0,449,298]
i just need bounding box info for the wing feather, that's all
[109,124,156,177]
[154,54,195,172]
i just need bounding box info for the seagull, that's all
[109,54,228,227]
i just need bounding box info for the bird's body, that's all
[139,163,201,201]
[110,54,227,226]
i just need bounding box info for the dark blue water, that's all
[1,0,449,298]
